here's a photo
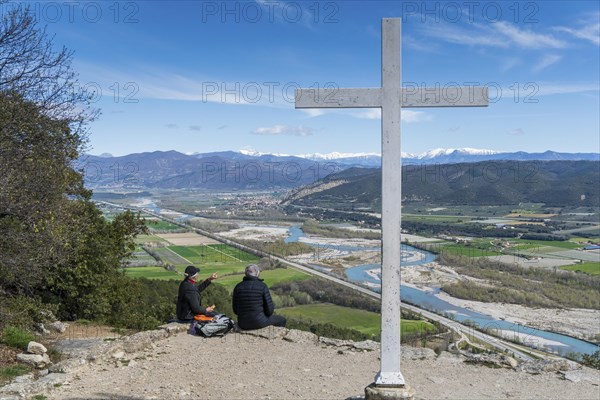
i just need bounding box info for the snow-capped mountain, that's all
[273,148,500,161]
[297,152,382,160]
[235,148,599,166]
[416,148,500,159]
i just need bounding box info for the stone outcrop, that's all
[517,359,580,374]
[0,323,188,399]
[14,341,51,369]
[26,342,47,355]
[463,353,519,369]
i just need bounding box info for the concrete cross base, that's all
[364,383,416,400]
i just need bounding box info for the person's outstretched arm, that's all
[197,273,218,293]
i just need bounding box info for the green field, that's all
[511,239,582,250]
[434,242,501,257]
[560,262,600,275]
[146,219,183,231]
[134,234,169,245]
[208,244,259,262]
[125,242,263,281]
[277,303,436,337]
[404,215,472,223]
[168,245,259,264]
[215,268,311,291]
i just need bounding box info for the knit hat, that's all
[184,265,200,279]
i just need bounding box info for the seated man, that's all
[232,264,286,330]
[176,265,218,322]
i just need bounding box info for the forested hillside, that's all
[286,161,600,210]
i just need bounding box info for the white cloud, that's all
[535,83,600,96]
[493,21,566,49]
[252,125,313,136]
[532,55,562,72]
[74,61,294,108]
[509,128,525,136]
[402,110,430,122]
[350,109,430,123]
[423,23,507,47]
[423,21,567,49]
[500,57,521,72]
[357,109,381,119]
[301,109,327,117]
[555,16,600,46]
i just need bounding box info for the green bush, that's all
[1,326,35,350]
[0,365,31,385]
[582,350,600,370]
[286,318,377,342]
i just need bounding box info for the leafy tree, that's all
[0,2,147,329]
[0,1,95,124]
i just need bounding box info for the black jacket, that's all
[176,278,212,321]
[232,276,275,330]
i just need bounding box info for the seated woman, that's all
[176,265,218,322]
[232,264,286,330]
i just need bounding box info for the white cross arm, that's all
[295,86,488,109]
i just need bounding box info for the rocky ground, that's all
[2,325,598,400]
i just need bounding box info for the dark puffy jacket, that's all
[176,279,212,321]
[232,276,275,330]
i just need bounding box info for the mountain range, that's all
[79,149,600,191]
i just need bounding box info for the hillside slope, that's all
[37,328,600,400]
[285,161,600,210]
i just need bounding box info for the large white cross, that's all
[295,18,488,388]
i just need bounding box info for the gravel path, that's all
[46,331,600,400]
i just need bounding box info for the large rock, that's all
[352,340,379,352]
[318,337,353,347]
[464,353,518,369]
[517,359,579,374]
[158,322,189,335]
[27,341,47,355]
[16,353,51,369]
[48,321,67,333]
[561,368,600,384]
[34,323,50,335]
[48,357,87,374]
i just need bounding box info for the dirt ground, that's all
[155,232,220,246]
[46,331,600,400]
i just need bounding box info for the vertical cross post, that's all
[294,17,488,400]
[378,18,404,387]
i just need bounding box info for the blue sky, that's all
[20,0,600,156]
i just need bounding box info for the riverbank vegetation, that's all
[237,239,314,257]
[302,219,380,239]
[438,254,600,309]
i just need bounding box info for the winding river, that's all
[286,225,599,357]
